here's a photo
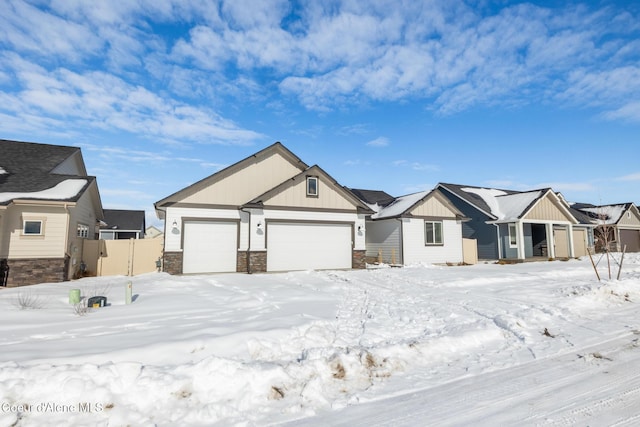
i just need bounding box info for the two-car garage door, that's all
[267,222,353,271]
[182,220,353,273]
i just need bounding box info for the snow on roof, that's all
[497,191,543,220]
[580,205,626,225]
[461,187,543,220]
[0,178,88,204]
[373,190,430,219]
[461,187,507,218]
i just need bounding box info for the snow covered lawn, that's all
[1,255,639,426]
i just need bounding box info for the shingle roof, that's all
[101,209,146,231]
[437,183,520,219]
[0,139,94,205]
[577,203,634,225]
[349,188,396,207]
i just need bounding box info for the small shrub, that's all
[13,292,44,310]
[73,301,90,316]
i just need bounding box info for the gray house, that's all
[436,183,594,261]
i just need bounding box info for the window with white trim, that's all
[23,220,43,235]
[425,221,443,245]
[508,223,517,247]
[77,223,90,238]
[306,176,318,197]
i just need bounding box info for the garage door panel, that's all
[183,221,237,273]
[572,229,588,257]
[620,229,640,252]
[267,222,352,271]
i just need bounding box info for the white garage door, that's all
[183,220,237,273]
[267,222,352,271]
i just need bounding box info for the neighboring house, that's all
[436,183,594,261]
[351,188,467,265]
[145,225,163,239]
[99,209,146,240]
[0,139,103,286]
[575,203,640,252]
[154,142,372,274]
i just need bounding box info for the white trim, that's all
[306,176,319,197]
[424,220,444,245]
[508,223,517,248]
[23,219,43,236]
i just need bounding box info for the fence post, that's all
[126,281,133,304]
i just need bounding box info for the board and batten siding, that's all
[618,208,640,227]
[409,195,457,218]
[180,153,302,206]
[401,218,463,265]
[365,219,402,263]
[263,176,356,211]
[524,196,573,222]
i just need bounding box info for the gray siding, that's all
[365,219,402,263]
[441,188,499,260]
[500,223,518,258]
[524,223,533,258]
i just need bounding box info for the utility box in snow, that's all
[87,296,107,308]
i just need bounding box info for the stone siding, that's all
[163,251,183,275]
[4,257,69,287]
[352,250,366,269]
[248,251,267,273]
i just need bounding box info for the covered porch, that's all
[495,221,575,261]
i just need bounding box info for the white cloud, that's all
[366,137,389,147]
[393,160,439,172]
[616,172,640,182]
[1,0,639,130]
[0,56,263,145]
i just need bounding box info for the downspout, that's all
[239,207,252,274]
[63,203,72,279]
[396,217,404,265]
[494,223,502,260]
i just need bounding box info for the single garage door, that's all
[267,222,352,271]
[183,220,238,273]
[572,228,588,257]
[620,229,640,252]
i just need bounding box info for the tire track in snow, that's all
[285,332,640,427]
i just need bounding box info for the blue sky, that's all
[1,0,639,227]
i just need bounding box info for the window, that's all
[508,223,517,247]
[306,176,318,197]
[77,224,89,238]
[425,221,443,245]
[23,220,43,235]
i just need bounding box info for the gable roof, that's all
[101,209,146,231]
[349,188,396,207]
[155,141,308,211]
[351,188,465,220]
[0,139,97,206]
[243,165,374,213]
[437,183,579,224]
[436,183,520,219]
[577,203,636,225]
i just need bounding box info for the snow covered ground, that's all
[1,254,639,426]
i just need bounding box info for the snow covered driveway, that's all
[1,255,639,426]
